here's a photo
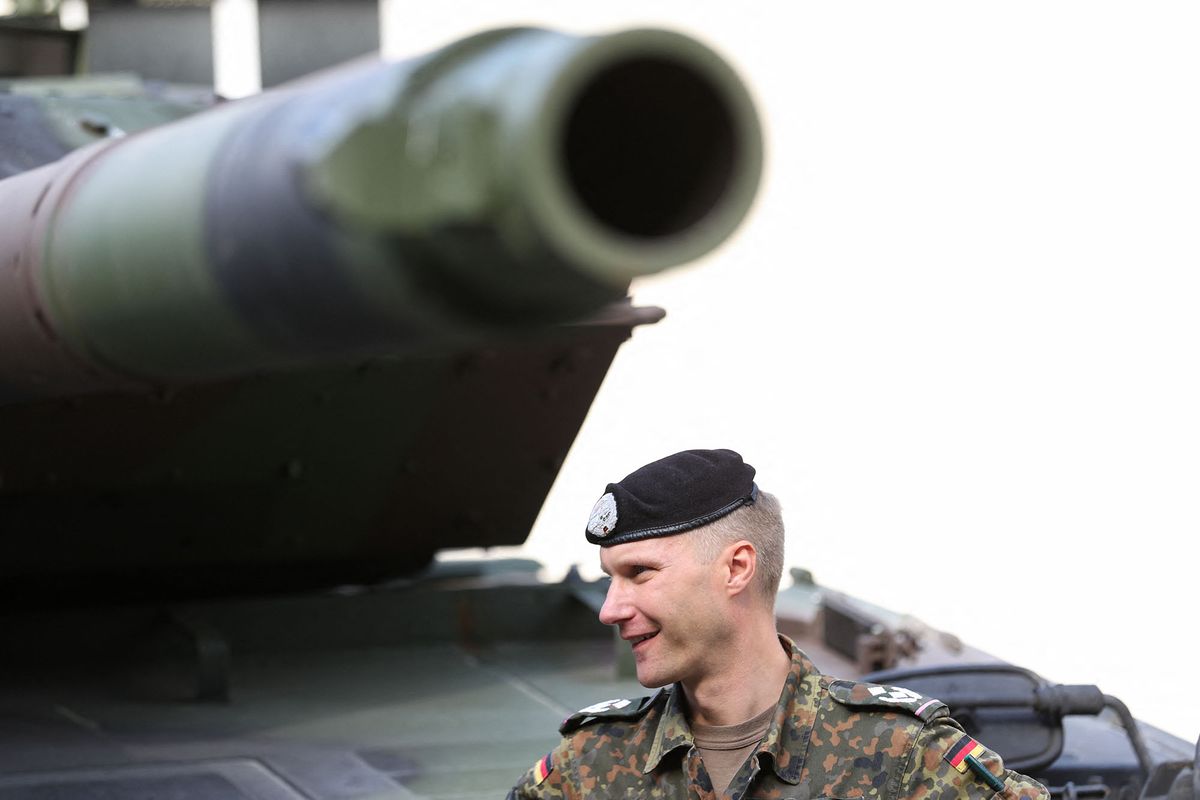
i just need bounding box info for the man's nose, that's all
[598,580,631,626]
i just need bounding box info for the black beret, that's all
[585,449,758,546]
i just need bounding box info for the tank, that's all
[0,24,761,601]
[0,18,1194,800]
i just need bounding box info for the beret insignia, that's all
[587,492,618,539]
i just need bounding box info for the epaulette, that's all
[559,690,662,735]
[828,679,948,723]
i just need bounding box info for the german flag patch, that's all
[533,752,554,785]
[945,734,985,773]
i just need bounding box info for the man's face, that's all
[598,535,731,689]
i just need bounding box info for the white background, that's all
[390,2,1200,743]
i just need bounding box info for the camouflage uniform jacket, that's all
[508,637,1050,800]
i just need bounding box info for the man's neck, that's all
[680,626,791,727]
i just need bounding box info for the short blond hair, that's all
[690,490,784,603]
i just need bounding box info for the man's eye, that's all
[631,566,651,578]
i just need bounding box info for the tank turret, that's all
[0,26,761,600]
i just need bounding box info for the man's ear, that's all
[724,540,757,598]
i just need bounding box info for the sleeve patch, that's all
[533,752,553,785]
[945,734,984,772]
[829,679,948,721]
[945,734,1007,792]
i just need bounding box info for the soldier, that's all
[508,448,1050,800]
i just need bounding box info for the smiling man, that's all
[507,449,1050,800]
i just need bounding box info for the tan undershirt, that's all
[691,703,775,795]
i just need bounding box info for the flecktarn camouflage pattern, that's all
[508,636,1050,800]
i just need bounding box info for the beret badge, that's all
[587,492,618,539]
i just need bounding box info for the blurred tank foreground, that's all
[0,24,761,601]
[0,19,1195,800]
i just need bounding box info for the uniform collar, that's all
[754,635,822,785]
[643,635,822,784]
[643,685,693,773]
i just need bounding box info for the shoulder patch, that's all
[531,752,553,785]
[559,691,661,735]
[829,679,948,722]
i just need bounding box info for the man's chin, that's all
[634,667,674,689]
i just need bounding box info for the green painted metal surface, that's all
[0,24,760,599]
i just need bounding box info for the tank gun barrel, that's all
[0,27,761,402]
